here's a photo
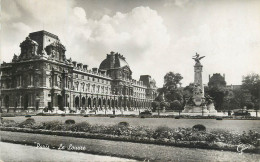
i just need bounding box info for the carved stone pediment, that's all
[20,37,38,47]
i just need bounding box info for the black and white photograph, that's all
[0,0,260,161]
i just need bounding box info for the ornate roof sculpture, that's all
[20,37,39,47]
[99,51,130,70]
[17,37,39,61]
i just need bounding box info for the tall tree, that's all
[241,73,260,117]
[163,72,183,90]
[241,73,260,101]
[162,72,184,108]
[170,100,182,116]
[152,94,169,115]
[206,86,225,110]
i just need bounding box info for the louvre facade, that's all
[0,31,157,113]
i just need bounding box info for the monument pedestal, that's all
[182,105,209,113]
[191,106,209,113]
[181,53,217,115]
[207,103,217,113]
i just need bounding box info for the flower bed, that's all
[0,119,259,153]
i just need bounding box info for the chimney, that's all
[109,51,115,68]
[72,61,77,67]
[92,68,98,73]
[83,65,88,70]
[77,63,83,69]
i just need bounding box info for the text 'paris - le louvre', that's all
[0,30,158,113]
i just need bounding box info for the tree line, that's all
[152,72,260,114]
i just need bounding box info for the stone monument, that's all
[182,53,217,114]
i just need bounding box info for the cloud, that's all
[1,0,260,87]
[64,6,171,77]
[1,22,32,61]
[1,1,22,21]
[15,0,75,24]
[1,2,171,85]
[73,7,88,24]
[164,0,191,8]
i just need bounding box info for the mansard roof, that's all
[29,30,59,40]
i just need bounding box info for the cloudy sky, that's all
[1,0,260,87]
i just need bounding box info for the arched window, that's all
[92,84,95,92]
[82,83,85,92]
[97,85,100,93]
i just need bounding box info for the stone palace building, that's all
[0,30,157,113]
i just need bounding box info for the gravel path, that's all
[1,131,259,161]
[0,142,133,162]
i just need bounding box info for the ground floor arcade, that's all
[0,89,153,113]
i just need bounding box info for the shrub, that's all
[192,124,206,131]
[240,130,260,146]
[153,126,173,139]
[18,118,36,128]
[1,119,18,127]
[65,119,75,125]
[210,129,241,145]
[72,122,91,132]
[118,121,130,127]
[31,123,45,129]
[42,121,64,130]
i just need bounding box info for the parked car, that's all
[140,110,152,115]
[233,109,251,116]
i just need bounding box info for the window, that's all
[49,77,52,87]
[82,83,85,91]
[76,82,79,91]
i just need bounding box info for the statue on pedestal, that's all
[182,53,217,114]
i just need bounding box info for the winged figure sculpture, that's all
[192,52,205,64]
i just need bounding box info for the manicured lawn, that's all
[4,116,260,133]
